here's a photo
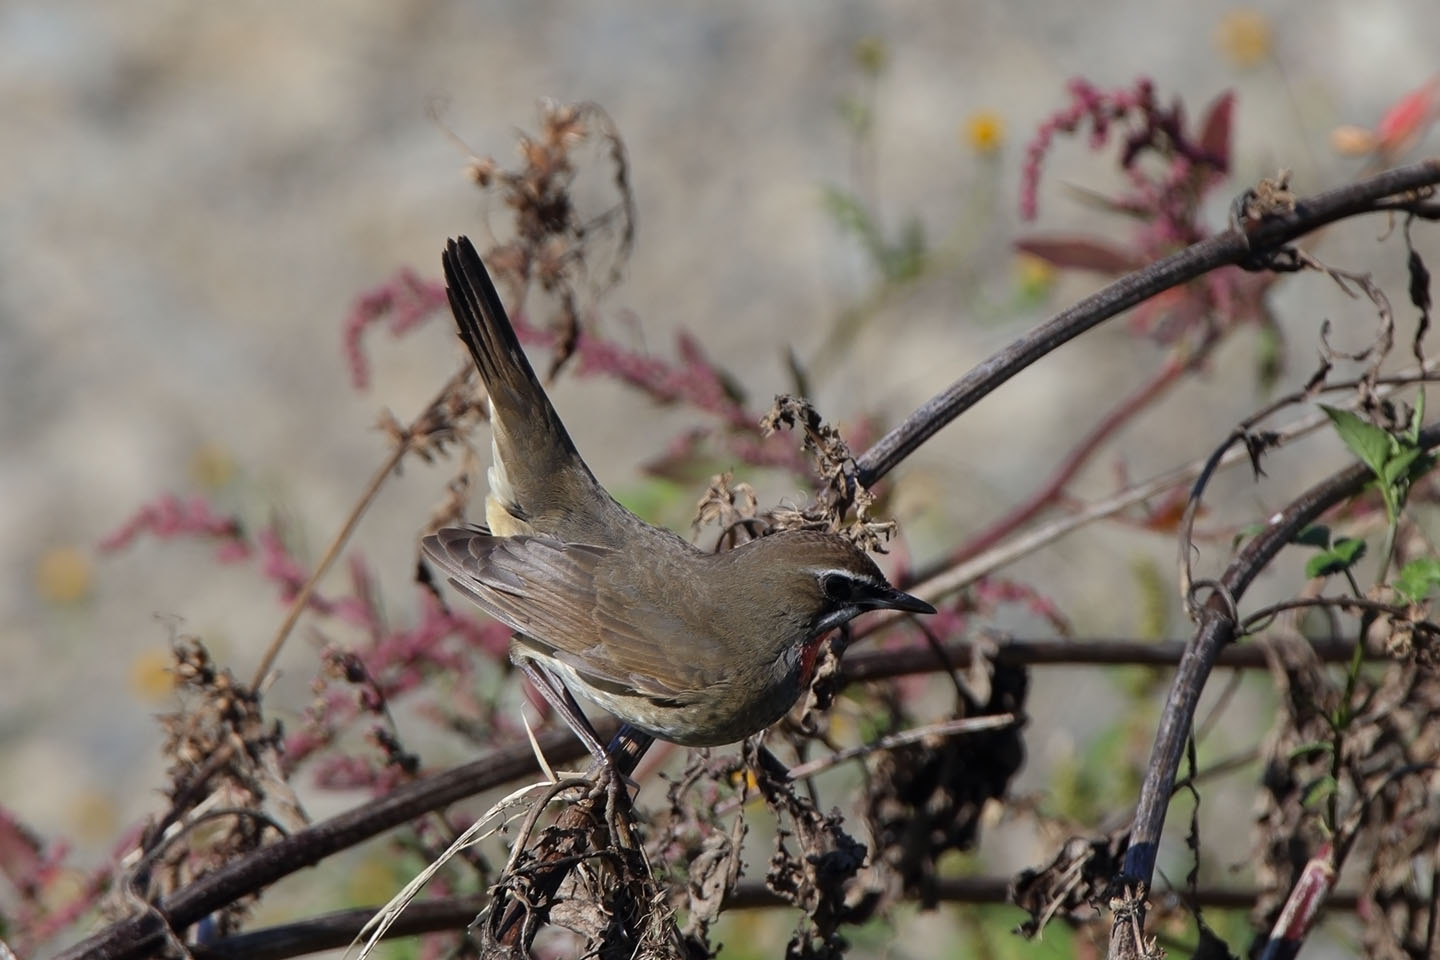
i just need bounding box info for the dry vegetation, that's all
[9,77,1440,960]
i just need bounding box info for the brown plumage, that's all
[422,237,932,751]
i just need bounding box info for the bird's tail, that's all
[442,237,590,532]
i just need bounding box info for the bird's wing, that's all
[422,527,714,699]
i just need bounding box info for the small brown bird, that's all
[422,237,933,757]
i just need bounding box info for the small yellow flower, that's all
[35,546,93,605]
[853,36,888,77]
[1014,254,1057,299]
[1216,9,1272,68]
[129,648,177,701]
[729,768,759,792]
[188,443,236,490]
[964,110,1005,154]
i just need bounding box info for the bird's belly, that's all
[528,652,804,747]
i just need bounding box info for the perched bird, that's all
[422,237,933,757]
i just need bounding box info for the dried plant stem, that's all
[52,725,599,960]
[249,365,469,690]
[64,627,1360,960]
[950,352,1190,567]
[837,636,1366,684]
[854,159,1440,489]
[784,713,1017,781]
[250,444,405,689]
[185,878,1370,960]
[879,361,1440,624]
[1109,419,1440,960]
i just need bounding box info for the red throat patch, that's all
[798,632,829,686]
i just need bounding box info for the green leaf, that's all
[822,186,878,244]
[1407,391,1425,445]
[1305,536,1367,578]
[1395,556,1440,603]
[1301,775,1338,808]
[1231,521,1268,550]
[1291,524,1331,549]
[1286,740,1335,761]
[1381,445,1424,488]
[1321,405,1393,479]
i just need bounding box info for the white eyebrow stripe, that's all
[811,568,884,587]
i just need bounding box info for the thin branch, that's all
[836,636,1366,684]
[883,361,1440,624]
[1239,595,1428,633]
[184,879,1371,960]
[52,725,602,960]
[785,713,1019,781]
[249,364,472,689]
[1110,418,1440,959]
[951,353,1189,565]
[854,159,1440,488]
[67,629,1364,960]
[66,631,1379,960]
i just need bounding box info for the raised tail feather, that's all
[442,237,575,449]
[442,237,598,535]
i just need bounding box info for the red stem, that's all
[951,352,1188,565]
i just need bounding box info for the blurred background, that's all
[4,1,1438,956]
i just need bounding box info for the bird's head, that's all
[729,530,935,643]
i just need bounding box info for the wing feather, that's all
[422,527,716,697]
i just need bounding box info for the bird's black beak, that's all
[872,586,935,615]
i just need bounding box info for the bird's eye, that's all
[820,573,861,604]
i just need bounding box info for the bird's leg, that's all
[519,661,612,765]
[519,664,643,806]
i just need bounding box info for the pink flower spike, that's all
[1374,75,1440,159]
[343,269,449,391]
[98,492,250,562]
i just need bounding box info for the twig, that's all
[784,713,1018,781]
[882,361,1440,624]
[63,626,1373,960]
[489,725,654,949]
[351,777,570,960]
[249,364,473,690]
[854,159,1440,488]
[837,636,1366,684]
[52,724,602,960]
[1239,595,1429,634]
[1108,418,1440,960]
[951,353,1190,565]
[184,878,1372,960]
